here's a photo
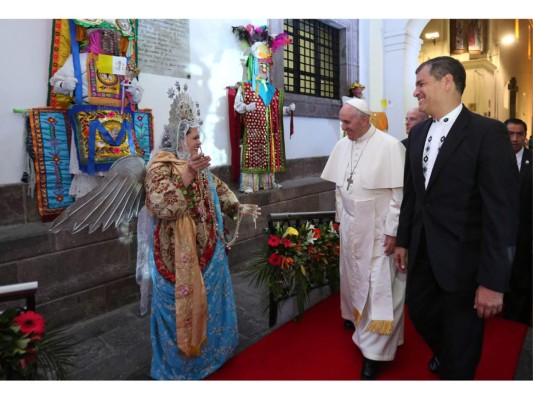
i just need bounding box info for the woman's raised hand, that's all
[187,153,211,174]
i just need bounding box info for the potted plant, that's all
[245,220,340,321]
[0,308,76,380]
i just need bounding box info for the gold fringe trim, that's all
[187,337,208,357]
[353,307,362,326]
[366,320,393,335]
[181,337,208,358]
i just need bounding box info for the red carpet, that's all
[208,293,528,380]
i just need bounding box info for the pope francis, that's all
[321,98,406,380]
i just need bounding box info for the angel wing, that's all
[50,155,147,234]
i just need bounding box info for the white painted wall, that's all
[0,19,342,185]
[381,19,427,141]
[0,20,53,186]
[357,20,388,126]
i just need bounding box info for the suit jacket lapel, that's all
[426,106,470,191]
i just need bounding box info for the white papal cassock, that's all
[321,126,406,361]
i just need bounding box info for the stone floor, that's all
[63,270,533,380]
[63,269,273,380]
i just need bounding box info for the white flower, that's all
[303,221,316,244]
[305,230,316,245]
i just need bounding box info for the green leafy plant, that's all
[0,308,76,380]
[245,220,340,320]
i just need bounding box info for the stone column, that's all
[382,20,427,140]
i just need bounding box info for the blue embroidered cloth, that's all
[149,178,239,380]
[29,108,75,220]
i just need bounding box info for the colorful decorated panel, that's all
[29,108,75,221]
[132,109,154,164]
[68,105,142,175]
[47,19,138,109]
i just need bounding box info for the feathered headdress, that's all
[232,24,292,92]
[232,24,292,63]
[232,25,271,49]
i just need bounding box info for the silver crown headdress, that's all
[167,81,202,128]
[160,81,203,159]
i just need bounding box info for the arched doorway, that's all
[418,20,531,128]
[382,19,532,140]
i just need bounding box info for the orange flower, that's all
[280,256,295,270]
[313,228,321,238]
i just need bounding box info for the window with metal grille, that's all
[283,19,340,99]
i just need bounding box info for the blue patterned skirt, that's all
[149,237,239,380]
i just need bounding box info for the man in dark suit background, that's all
[503,118,532,326]
[401,107,429,147]
[393,56,519,380]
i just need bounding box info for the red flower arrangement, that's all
[246,220,340,319]
[0,309,75,380]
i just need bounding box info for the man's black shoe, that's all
[428,355,440,374]
[343,319,355,330]
[361,357,381,380]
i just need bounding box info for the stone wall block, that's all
[0,262,19,286]
[0,223,52,264]
[37,286,107,328]
[0,184,25,226]
[104,275,140,311]
[17,240,134,302]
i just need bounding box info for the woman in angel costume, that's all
[142,84,259,379]
[51,83,260,379]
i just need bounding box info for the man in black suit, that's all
[503,118,532,325]
[393,56,519,380]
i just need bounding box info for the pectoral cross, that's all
[346,174,354,190]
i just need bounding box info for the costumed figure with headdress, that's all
[50,82,260,380]
[349,81,366,100]
[342,82,389,133]
[49,19,145,199]
[231,25,294,194]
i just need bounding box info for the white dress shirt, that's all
[515,147,524,171]
[422,104,463,188]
